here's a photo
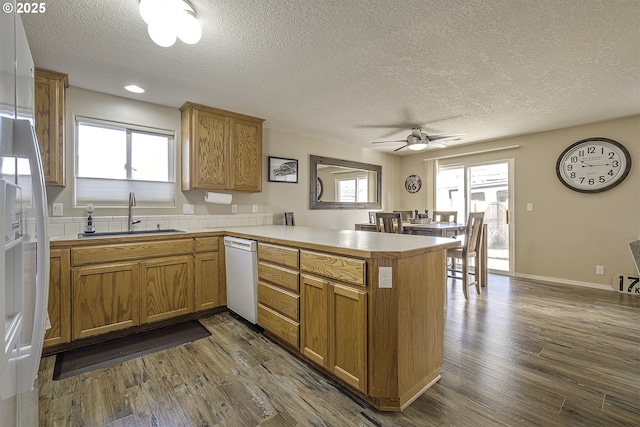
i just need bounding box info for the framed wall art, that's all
[268,156,298,183]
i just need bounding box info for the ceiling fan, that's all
[371,127,466,152]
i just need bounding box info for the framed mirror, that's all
[310,155,382,210]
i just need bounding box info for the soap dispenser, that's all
[85,203,95,234]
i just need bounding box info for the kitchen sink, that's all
[77,229,186,239]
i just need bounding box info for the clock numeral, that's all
[612,160,619,167]
[608,152,615,159]
[587,146,595,154]
[588,178,595,185]
[599,176,605,183]
[570,156,578,163]
[570,172,576,178]
[566,164,573,171]
[608,169,614,176]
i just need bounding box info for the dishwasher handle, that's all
[224,236,257,251]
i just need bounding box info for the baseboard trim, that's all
[514,273,612,291]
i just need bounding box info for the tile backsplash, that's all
[49,213,273,237]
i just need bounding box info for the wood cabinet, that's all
[34,68,67,186]
[70,238,194,339]
[180,102,264,192]
[44,248,70,347]
[72,262,140,339]
[194,237,224,311]
[141,255,194,323]
[300,273,367,393]
[257,243,300,349]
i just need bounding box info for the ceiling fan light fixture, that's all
[407,142,428,151]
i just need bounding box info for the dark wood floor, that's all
[38,275,640,426]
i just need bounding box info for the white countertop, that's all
[51,225,460,258]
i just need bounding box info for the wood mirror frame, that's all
[309,155,382,210]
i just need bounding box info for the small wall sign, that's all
[612,273,640,295]
[405,175,422,193]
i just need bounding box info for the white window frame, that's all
[74,116,176,208]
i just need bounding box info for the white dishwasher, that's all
[224,236,258,324]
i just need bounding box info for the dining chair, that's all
[368,211,380,224]
[375,212,403,234]
[447,212,484,299]
[284,212,295,226]
[393,210,413,222]
[433,210,458,223]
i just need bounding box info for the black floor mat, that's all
[53,320,211,380]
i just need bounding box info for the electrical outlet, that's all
[231,204,238,214]
[182,204,194,214]
[527,203,534,212]
[596,265,604,275]
[52,203,63,216]
[379,266,392,288]
[252,204,258,213]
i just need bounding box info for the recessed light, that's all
[124,85,145,93]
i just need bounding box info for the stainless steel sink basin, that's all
[77,229,186,239]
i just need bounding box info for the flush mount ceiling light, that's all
[139,0,203,47]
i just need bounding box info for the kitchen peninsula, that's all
[48,225,459,411]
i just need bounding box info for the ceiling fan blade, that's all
[427,133,467,141]
[393,145,408,152]
[371,140,407,144]
[428,141,447,148]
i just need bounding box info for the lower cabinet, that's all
[141,255,194,323]
[301,274,367,393]
[72,262,140,339]
[44,248,70,346]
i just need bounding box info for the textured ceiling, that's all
[22,0,640,154]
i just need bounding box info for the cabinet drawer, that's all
[300,250,366,286]
[258,243,299,269]
[258,304,299,349]
[258,282,299,321]
[72,239,193,266]
[194,236,220,253]
[258,262,299,292]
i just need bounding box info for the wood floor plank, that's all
[38,274,640,426]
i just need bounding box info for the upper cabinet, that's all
[34,68,68,187]
[180,102,264,192]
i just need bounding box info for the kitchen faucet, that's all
[128,191,141,231]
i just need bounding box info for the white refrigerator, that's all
[0,3,50,426]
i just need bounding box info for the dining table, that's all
[355,221,488,289]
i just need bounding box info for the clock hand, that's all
[580,160,594,167]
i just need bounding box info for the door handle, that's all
[505,209,510,224]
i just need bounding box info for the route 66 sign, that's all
[405,175,422,193]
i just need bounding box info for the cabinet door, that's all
[44,249,70,347]
[140,255,194,323]
[188,107,229,190]
[34,69,67,186]
[229,117,262,191]
[330,284,367,393]
[72,262,139,339]
[195,252,220,311]
[300,274,328,367]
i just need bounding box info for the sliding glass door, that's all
[436,160,512,273]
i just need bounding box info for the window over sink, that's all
[75,117,176,207]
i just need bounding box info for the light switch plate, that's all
[231,204,238,214]
[52,203,63,216]
[527,203,534,212]
[252,204,258,213]
[379,267,392,288]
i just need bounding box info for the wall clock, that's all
[556,137,631,193]
[405,175,422,193]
